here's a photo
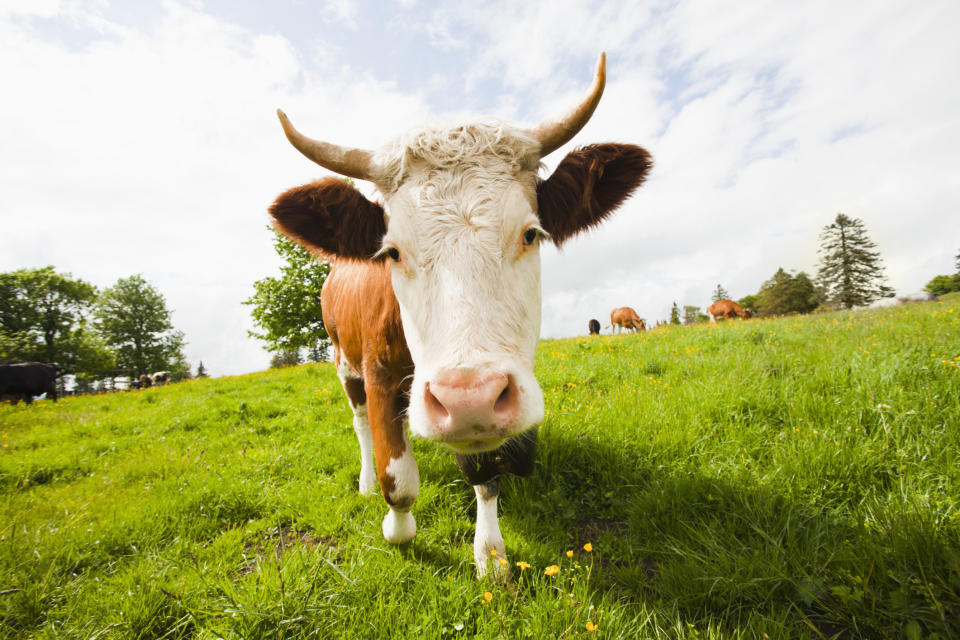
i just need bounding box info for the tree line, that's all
[0,268,200,392]
[666,213,899,325]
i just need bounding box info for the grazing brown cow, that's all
[610,306,645,333]
[588,319,601,335]
[269,53,651,577]
[707,299,751,323]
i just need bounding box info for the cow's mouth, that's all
[444,438,507,454]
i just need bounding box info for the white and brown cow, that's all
[269,54,651,577]
[706,299,751,323]
[610,306,645,333]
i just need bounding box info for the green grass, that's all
[2,299,959,639]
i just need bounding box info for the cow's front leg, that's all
[334,350,377,495]
[474,478,509,580]
[367,383,420,544]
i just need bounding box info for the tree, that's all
[0,266,98,367]
[245,229,331,361]
[669,302,681,325]
[955,249,960,273]
[683,305,708,325]
[94,275,187,377]
[816,213,894,309]
[924,274,960,297]
[755,268,822,316]
[711,284,730,303]
[196,361,209,378]
[270,349,302,369]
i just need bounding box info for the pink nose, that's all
[424,368,520,439]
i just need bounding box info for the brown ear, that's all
[536,144,652,245]
[268,177,386,259]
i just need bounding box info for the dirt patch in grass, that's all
[238,525,337,575]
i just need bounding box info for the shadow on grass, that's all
[410,431,959,639]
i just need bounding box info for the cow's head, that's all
[270,54,651,454]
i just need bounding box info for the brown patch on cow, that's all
[323,258,415,508]
[537,144,652,246]
[342,376,366,408]
[269,178,386,260]
[238,526,336,575]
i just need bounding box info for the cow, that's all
[137,374,152,389]
[588,319,601,335]
[707,299,751,323]
[610,306,645,333]
[151,371,170,385]
[269,53,651,578]
[0,362,60,404]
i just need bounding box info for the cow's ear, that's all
[536,144,652,246]
[269,177,386,260]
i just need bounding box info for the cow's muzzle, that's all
[423,368,522,449]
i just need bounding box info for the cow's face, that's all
[269,55,652,453]
[380,149,546,452]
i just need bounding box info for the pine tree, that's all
[816,213,894,309]
[669,302,681,325]
[196,361,208,378]
[711,284,730,303]
[955,249,959,273]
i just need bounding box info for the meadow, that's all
[2,299,959,639]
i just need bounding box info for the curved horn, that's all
[276,109,374,181]
[528,52,606,158]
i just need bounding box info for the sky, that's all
[2,0,958,377]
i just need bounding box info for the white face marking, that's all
[382,164,546,445]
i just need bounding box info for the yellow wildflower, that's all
[515,561,531,571]
[566,550,574,558]
[583,542,593,552]
[586,621,597,632]
[497,557,508,566]
[489,549,497,557]
[483,592,492,603]
[544,565,560,576]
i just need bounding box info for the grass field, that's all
[2,299,959,639]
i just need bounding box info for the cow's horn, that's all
[276,109,374,181]
[528,52,606,158]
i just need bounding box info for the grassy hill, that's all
[2,299,959,639]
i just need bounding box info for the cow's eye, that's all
[522,228,539,246]
[386,247,401,262]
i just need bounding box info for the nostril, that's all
[493,375,519,418]
[424,382,449,420]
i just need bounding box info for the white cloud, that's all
[0,1,428,376]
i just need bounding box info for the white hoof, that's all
[474,539,509,580]
[358,472,377,496]
[382,508,416,544]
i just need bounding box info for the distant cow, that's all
[0,362,60,404]
[138,374,152,389]
[588,319,601,335]
[610,307,645,333]
[151,371,170,385]
[707,299,751,323]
